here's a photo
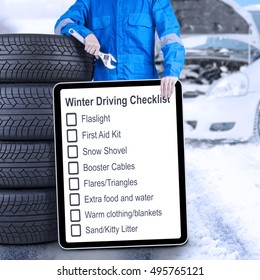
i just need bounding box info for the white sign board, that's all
[53,80,187,249]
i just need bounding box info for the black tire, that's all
[0,142,55,188]
[0,84,54,140]
[0,188,57,245]
[0,34,94,83]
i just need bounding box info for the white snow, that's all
[155,142,260,260]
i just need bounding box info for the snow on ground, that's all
[1,142,259,260]
[154,142,260,260]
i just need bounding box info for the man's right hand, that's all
[84,34,100,59]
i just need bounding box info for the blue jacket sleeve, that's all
[54,0,92,39]
[153,0,185,78]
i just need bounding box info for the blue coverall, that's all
[55,0,185,81]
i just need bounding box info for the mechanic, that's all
[54,0,185,98]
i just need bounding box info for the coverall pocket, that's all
[127,13,154,48]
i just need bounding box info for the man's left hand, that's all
[161,76,178,99]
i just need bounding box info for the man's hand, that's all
[161,76,178,99]
[84,34,100,58]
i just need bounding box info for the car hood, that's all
[182,34,260,64]
[172,0,260,48]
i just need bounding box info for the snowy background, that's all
[0,0,75,34]
[0,0,260,260]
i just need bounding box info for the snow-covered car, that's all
[184,59,260,142]
[166,0,260,142]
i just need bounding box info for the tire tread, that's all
[0,188,57,244]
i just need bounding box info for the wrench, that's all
[68,28,117,69]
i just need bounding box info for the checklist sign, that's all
[54,80,187,248]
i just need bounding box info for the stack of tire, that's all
[0,34,94,244]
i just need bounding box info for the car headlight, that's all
[207,72,249,98]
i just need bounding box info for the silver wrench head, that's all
[99,52,117,69]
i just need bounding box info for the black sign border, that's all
[53,79,187,250]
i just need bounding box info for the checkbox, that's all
[70,193,80,206]
[71,224,81,237]
[66,113,77,126]
[69,178,79,190]
[70,210,81,222]
[68,162,79,175]
[67,129,78,143]
[68,145,78,158]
